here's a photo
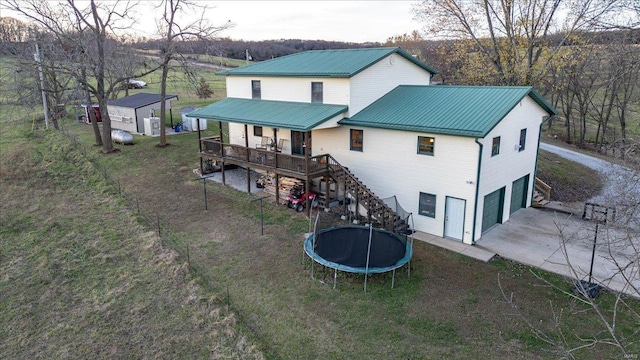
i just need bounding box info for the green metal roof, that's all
[186,98,348,132]
[218,47,438,78]
[340,85,557,138]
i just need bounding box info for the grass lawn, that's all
[536,150,604,202]
[0,107,263,359]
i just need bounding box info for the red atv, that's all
[285,185,317,212]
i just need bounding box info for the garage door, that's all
[510,175,529,214]
[482,187,505,233]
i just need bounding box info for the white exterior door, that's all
[444,197,465,241]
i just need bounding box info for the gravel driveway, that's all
[540,143,639,228]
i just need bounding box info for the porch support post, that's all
[275,174,280,205]
[245,124,250,193]
[323,175,329,202]
[367,193,372,224]
[274,130,279,205]
[221,158,226,185]
[197,118,203,175]
[343,173,348,216]
[304,131,311,216]
[355,186,359,223]
[220,122,226,185]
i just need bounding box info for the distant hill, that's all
[132,38,383,62]
[130,29,640,63]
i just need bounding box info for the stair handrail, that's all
[324,154,407,233]
[535,177,551,202]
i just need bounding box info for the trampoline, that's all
[304,225,413,290]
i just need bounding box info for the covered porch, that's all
[188,97,348,209]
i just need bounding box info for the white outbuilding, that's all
[108,93,178,134]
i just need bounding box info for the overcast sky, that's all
[133,1,422,43]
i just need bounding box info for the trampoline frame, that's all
[303,225,413,290]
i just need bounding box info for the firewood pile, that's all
[260,173,304,200]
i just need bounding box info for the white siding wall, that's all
[349,55,432,115]
[313,126,479,243]
[109,100,176,134]
[108,106,137,133]
[228,123,293,154]
[474,96,548,240]
[135,104,164,133]
[226,76,350,105]
[225,54,433,116]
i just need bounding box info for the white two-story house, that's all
[189,47,556,244]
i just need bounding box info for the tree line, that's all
[131,37,380,62]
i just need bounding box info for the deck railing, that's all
[199,139,407,233]
[200,138,330,175]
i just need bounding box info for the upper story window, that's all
[491,136,501,156]
[253,126,263,137]
[350,129,363,152]
[519,129,527,152]
[311,82,323,103]
[251,80,261,99]
[418,136,435,156]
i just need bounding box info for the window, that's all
[418,136,435,155]
[350,129,363,152]
[491,136,500,156]
[519,129,527,152]
[253,126,263,137]
[419,193,436,218]
[311,82,323,103]
[251,80,261,99]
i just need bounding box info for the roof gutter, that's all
[471,138,483,245]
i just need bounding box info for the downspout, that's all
[471,138,483,245]
[532,116,553,204]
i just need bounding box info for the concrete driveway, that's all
[477,207,640,299]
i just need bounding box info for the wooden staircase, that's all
[533,177,551,207]
[324,155,410,235]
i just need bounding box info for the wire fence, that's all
[61,128,233,307]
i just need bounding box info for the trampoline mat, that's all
[313,227,406,268]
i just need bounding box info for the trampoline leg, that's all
[364,273,368,293]
[333,268,337,289]
[392,269,396,288]
[311,261,315,280]
[407,260,411,278]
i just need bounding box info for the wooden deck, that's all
[199,138,330,179]
[198,138,411,233]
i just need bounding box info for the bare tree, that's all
[154,0,231,147]
[413,0,622,86]
[4,0,162,152]
[0,16,35,55]
[501,165,640,357]
[69,0,138,153]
